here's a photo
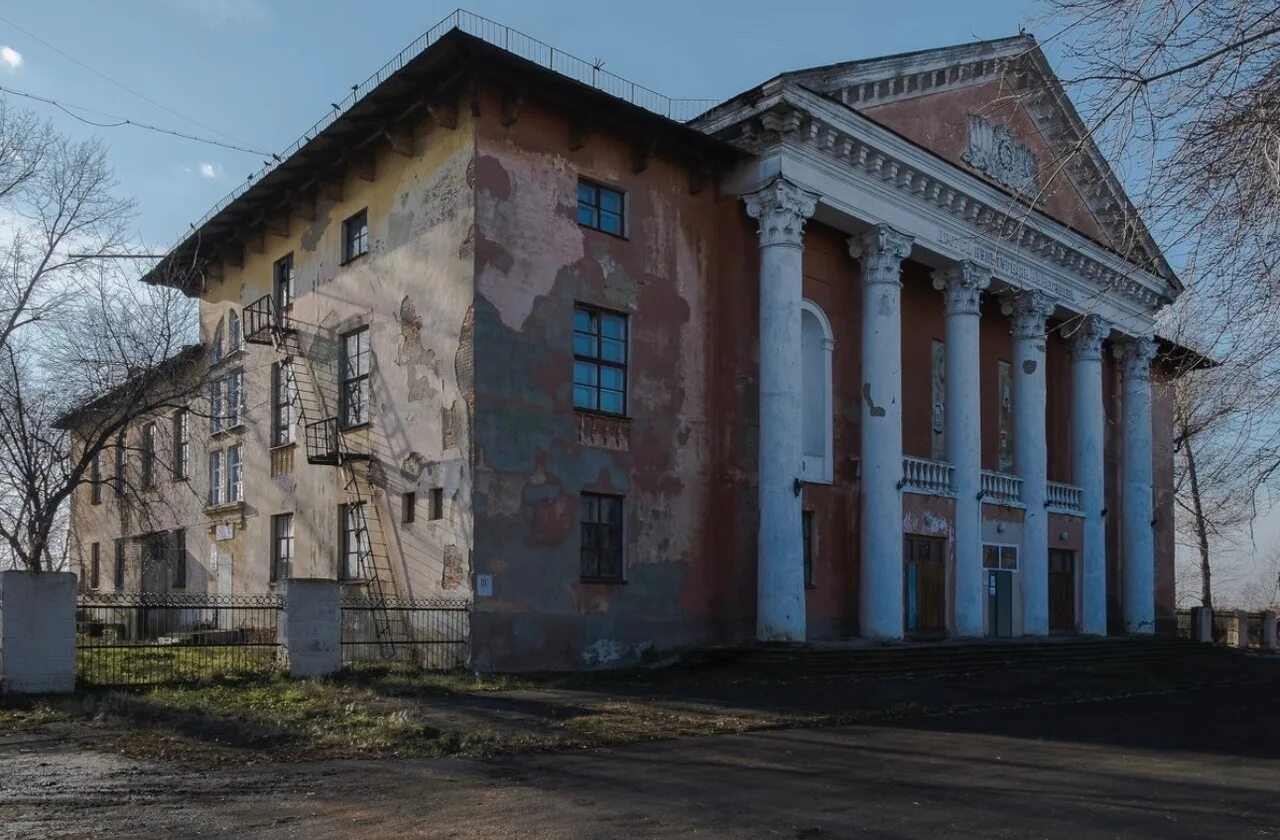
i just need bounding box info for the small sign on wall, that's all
[215,523,234,541]
[475,574,493,597]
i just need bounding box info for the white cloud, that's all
[198,162,217,179]
[1,47,23,71]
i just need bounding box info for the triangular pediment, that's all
[781,37,1179,293]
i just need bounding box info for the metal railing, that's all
[901,456,954,495]
[981,470,1023,504]
[341,596,470,669]
[176,9,716,251]
[1046,481,1084,513]
[76,592,282,686]
[243,293,290,345]
[305,417,341,465]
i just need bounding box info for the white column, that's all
[848,225,913,639]
[1003,291,1056,637]
[933,262,991,638]
[1117,335,1157,634]
[1069,315,1111,635]
[744,178,818,642]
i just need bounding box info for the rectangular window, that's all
[271,361,295,445]
[802,510,814,588]
[228,310,242,353]
[429,487,444,520]
[90,452,102,504]
[172,410,188,478]
[580,493,624,582]
[340,327,370,427]
[340,503,370,580]
[208,450,223,506]
[342,209,369,262]
[114,435,126,497]
[226,444,243,503]
[982,544,1019,571]
[402,492,416,524]
[273,253,294,314]
[209,378,223,433]
[576,180,624,236]
[572,305,627,415]
[113,539,125,589]
[172,529,187,589]
[226,371,243,428]
[271,513,294,583]
[89,542,100,590]
[140,423,156,489]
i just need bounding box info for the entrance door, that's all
[1048,549,1076,634]
[986,569,1014,637]
[904,535,946,637]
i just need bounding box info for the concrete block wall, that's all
[278,579,341,677]
[0,571,77,694]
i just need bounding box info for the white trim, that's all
[798,298,834,484]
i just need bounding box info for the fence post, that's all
[1191,606,1213,644]
[0,570,77,694]
[1261,611,1278,651]
[1235,610,1252,649]
[278,579,341,678]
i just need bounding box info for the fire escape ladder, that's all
[342,465,401,655]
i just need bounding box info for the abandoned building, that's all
[66,19,1186,670]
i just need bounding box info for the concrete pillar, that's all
[1069,315,1111,635]
[1261,610,1277,650]
[933,263,992,637]
[1003,291,1057,637]
[1235,610,1251,649]
[848,225,914,639]
[0,571,77,694]
[278,578,342,677]
[743,178,818,642]
[1191,605,1213,643]
[1117,336,1158,634]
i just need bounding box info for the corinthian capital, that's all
[932,261,992,316]
[1116,335,1158,380]
[743,178,819,248]
[848,224,914,287]
[1066,314,1112,361]
[1001,290,1058,340]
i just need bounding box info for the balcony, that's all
[305,417,368,466]
[244,294,293,346]
[901,456,953,496]
[1047,481,1084,515]
[980,470,1023,505]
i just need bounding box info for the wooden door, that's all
[904,535,946,637]
[1048,549,1076,634]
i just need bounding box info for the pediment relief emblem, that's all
[962,115,1037,193]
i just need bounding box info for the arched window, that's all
[800,299,834,484]
[210,318,225,363]
[227,310,242,353]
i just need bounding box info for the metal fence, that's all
[340,596,469,669]
[76,592,282,686]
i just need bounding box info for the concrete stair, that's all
[689,636,1266,680]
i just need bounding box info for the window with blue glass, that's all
[573,305,627,415]
[576,180,624,236]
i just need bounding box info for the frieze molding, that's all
[1116,335,1158,381]
[962,115,1037,193]
[725,102,1171,314]
[743,177,818,248]
[1002,290,1058,340]
[932,261,992,316]
[1067,314,1112,362]
[848,224,914,287]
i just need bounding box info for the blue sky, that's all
[2,0,1040,250]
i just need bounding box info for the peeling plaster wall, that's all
[70,104,479,608]
[469,88,730,670]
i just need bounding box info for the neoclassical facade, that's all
[70,26,1183,670]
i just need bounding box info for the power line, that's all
[0,84,273,157]
[0,11,261,150]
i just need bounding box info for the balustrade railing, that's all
[1047,481,1084,513]
[901,456,954,495]
[981,470,1023,504]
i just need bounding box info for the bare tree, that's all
[0,103,207,573]
[1044,1,1280,606]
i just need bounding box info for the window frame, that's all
[171,529,187,590]
[572,304,628,417]
[339,327,371,429]
[90,451,102,504]
[341,208,369,263]
[89,542,100,590]
[273,252,294,314]
[402,492,416,524]
[208,450,224,506]
[579,492,625,583]
[339,503,370,581]
[270,513,294,583]
[226,444,243,503]
[114,435,126,497]
[140,422,156,490]
[271,360,295,446]
[227,309,242,354]
[982,543,1019,571]
[575,179,626,237]
[172,410,189,479]
[428,487,444,521]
